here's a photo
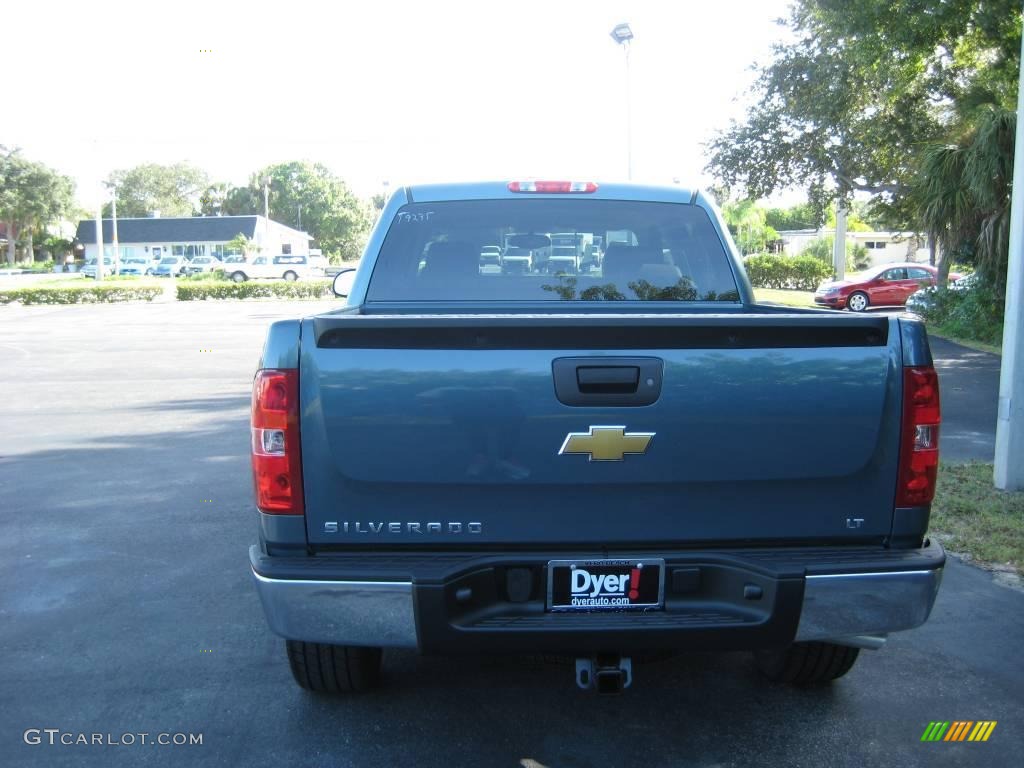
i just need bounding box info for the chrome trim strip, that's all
[251,570,418,648]
[795,568,943,642]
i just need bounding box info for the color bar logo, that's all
[921,721,997,742]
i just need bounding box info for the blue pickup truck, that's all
[249,181,944,694]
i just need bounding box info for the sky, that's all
[5,0,794,209]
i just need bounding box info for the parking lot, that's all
[2,300,1022,768]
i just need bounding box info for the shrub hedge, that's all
[180,270,228,282]
[176,280,332,301]
[743,254,834,290]
[915,277,1004,346]
[3,260,58,273]
[0,284,163,305]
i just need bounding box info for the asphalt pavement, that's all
[1,301,1020,768]
[930,336,1002,463]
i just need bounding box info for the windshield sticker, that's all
[396,211,435,224]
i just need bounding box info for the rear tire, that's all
[286,640,382,693]
[847,291,869,312]
[283,270,298,282]
[754,641,860,685]
[231,271,247,283]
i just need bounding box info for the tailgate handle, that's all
[552,357,663,407]
[576,366,639,394]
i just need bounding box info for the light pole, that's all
[107,183,120,276]
[94,198,104,281]
[610,22,634,180]
[261,175,271,252]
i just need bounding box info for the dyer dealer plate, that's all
[547,559,665,611]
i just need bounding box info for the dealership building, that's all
[75,215,312,262]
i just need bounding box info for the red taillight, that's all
[507,180,598,193]
[251,369,304,515]
[896,366,941,506]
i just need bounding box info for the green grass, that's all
[753,288,817,308]
[929,463,1024,570]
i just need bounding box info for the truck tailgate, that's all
[298,313,900,547]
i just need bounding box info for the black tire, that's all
[286,640,382,693]
[847,291,870,312]
[283,270,298,282]
[231,271,247,283]
[754,641,860,685]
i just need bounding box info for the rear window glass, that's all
[366,199,739,302]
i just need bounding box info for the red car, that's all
[813,262,962,312]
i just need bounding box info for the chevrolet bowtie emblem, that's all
[558,426,655,462]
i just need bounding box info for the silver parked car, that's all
[905,273,977,314]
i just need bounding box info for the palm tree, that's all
[914,106,1015,287]
[226,233,259,258]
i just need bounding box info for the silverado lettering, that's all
[323,521,483,534]
[249,181,945,695]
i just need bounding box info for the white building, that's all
[779,229,934,266]
[75,215,312,262]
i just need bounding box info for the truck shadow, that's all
[0,399,868,768]
[290,648,852,767]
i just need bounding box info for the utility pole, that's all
[262,176,271,253]
[994,27,1024,491]
[832,204,848,281]
[94,202,104,281]
[110,187,120,276]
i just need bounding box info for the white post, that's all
[833,205,847,281]
[994,28,1024,491]
[94,204,104,281]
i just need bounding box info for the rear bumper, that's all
[250,542,944,652]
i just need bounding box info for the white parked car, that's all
[183,256,224,275]
[81,258,115,278]
[224,254,325,283]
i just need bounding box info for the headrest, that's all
[602,244,667,282]
[422,241,479,277]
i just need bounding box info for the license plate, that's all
[547,558,664,611]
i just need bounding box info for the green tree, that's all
[802,236,871,273]
[225,233,259,257]
[221,185,261,216]
[0,146,76,264]
[706,0,1021,225]
[914,106,1015,285]
[765,203,821,232]
[199,182,231,216]
[722,199,777,255]
[105,163,209,218]
[222,161,371,259]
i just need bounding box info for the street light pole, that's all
[94,200,104,282]
[994,27,1024,491]
[110,187,120,276]
[262,176,271,253]
[625,42,633,181]
[610,23,634,180]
